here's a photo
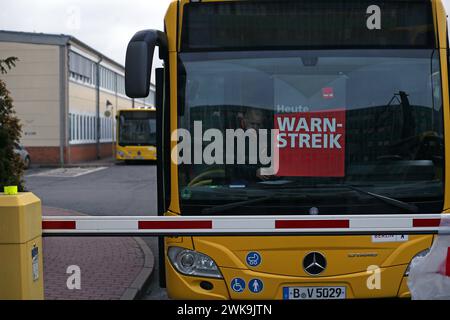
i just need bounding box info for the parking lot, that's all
[25,163,166,300]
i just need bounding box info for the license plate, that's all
[283,286,346,300]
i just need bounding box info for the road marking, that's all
[28,167,107,178]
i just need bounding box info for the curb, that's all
[120,237,155,300]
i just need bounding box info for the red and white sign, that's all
[274,109,346,177]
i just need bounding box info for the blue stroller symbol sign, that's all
[231,278,246,293]
[246,252,262,267]
[249,279,263,294]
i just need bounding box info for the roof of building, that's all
[0,29,125,71]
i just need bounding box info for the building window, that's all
[70,112,115,145]
[117,75,126,95]
[69,51,156,106]
[69,51,95,85]
[99,66,116,92]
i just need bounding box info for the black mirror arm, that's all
[125,30,168,98]
[129,30,168,61]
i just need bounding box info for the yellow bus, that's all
[116,109,157,162]
[125,0,449,299]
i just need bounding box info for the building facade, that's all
[0,30,155,165]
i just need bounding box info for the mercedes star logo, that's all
[303,252,327,276]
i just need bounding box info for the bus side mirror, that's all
[125,30,168,98]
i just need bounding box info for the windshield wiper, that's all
[202,195,274,215]
[200,183,418,215]
[201,191,313,215]
[337,184,419,213]
[257,181,418,213]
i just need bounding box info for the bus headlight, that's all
[404,249,430,276]
[168,247,223,279]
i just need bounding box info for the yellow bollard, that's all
[0,191,44,300]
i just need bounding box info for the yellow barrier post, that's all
[0,188,44,300]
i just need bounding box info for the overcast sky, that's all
[1,0,450,66]
[0,0,171,66]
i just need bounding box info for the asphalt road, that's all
[26,164,157,216]
[25,163,167,300]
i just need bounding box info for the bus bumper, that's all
[116,146,157,161]
[166,260,410,300]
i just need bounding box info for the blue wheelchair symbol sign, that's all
[231,278,246,293]
[246,252,262,267]
[249,279,264,294]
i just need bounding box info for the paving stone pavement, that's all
[42,207,154,300]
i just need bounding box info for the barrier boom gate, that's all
[42,214,450,237]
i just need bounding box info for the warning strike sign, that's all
[274,109,346,177]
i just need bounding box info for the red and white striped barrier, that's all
[42,214,450,236]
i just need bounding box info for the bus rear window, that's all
[181,0,435,51]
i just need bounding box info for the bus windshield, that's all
[118,111,156,146]
[177,49,444,216]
